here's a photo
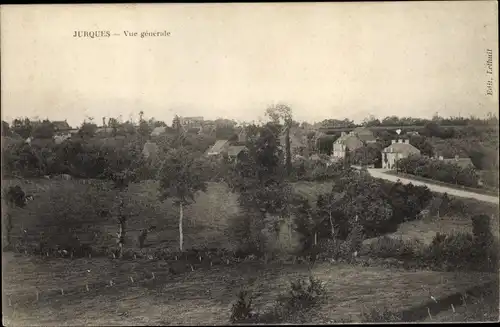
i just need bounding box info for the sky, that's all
[1,2,498,128]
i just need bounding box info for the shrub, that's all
[423,232,478,271]
[360,236,419,259]
[246,275,327,324]
[472,214,493,241]
[287,275,327,309]
[397,156,480,187]
[230,290,256,323]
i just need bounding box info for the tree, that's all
[78,122,97,138]
[2,121,11,137]
[266,103,293,177]
[32,120,55,139]
[172,115,182,133]
[108,118,120,137]
[2,185,33,249]
[158,147,208,251]
[227,123,291,254]
[11,118,33,139]
[409,135,434,157]
[350,144,382,167]
[316,192,340,239]
[331,171,394,238]
[138,118,152,139]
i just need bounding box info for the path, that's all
[365,168,499,204]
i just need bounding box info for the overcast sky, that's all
[1,2,498,128]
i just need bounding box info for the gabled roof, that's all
[207,139,230,155]
[53,121,71,131]
[382,142,421,155]
[357,134,377,143]
[334,134,364,150]
[352,127,373,135]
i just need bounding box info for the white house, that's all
[332,131,364,160]
[382,139,421,170]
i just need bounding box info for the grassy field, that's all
[2,178,334,253]
[2,252,497,325]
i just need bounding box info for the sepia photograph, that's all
[1,2,499,325]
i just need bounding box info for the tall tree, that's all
[12,118,33,139]
[158,147,208,251]
[172,115,182,133]
[2,121,11,137]
[266,103,293,177]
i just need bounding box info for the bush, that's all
[230,290,256,323]
[422,232,497,271]
[241,275,327,324]
[287,275,327,309]
[360,236,420,260]
[397,156,480,187]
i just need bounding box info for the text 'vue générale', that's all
[73,31,172,38]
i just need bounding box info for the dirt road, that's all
[366,168,499,204]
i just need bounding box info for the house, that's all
[206,139,248,163]
[352,127,377,143]
[332,131,364,160]
[441,155,475,169]
[206,139,231,156]
[382,139,421,169]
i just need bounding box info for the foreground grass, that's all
[423,285,499,322]
[2,253,497,325]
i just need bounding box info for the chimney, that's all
[391,140,396,144]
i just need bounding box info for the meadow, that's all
[2,177,499,325]
[3,252,497,325]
